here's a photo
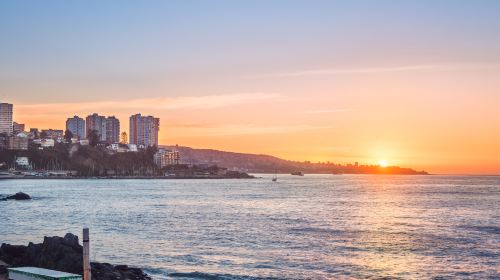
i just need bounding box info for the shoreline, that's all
[0,175,257,180]
[0,173,438,180]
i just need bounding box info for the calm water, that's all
[1,175,499,279]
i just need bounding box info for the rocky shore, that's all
[0,234,151,280]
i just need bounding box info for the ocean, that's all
[1,175,499,279]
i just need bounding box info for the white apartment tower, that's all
[129,114,160,148]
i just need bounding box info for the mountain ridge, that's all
[161,145,428,175]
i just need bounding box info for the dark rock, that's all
[5,192,31,200]
[0,265,8,280]
[91,263,151,280]
[0,244,26,265]
[0,234,151,280]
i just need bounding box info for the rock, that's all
[91,263,151,280]
[0,266,8,280]
[0,245,26,266]
[5,192,31,200]
[0,234,151,280]
[0,260,10,280]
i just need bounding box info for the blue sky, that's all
[2,0,500,102]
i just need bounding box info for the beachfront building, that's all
[154,149,180,168]
[129,114,160,148]
[0,103,13,135]
[86,113,107,142]
[105,116,120,143]
[66,116,86,139]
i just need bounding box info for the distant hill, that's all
[161,145,428,175]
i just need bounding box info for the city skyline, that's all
[1,102,161,147]
[1,1,500,174]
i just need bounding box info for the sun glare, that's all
[379,160,388,167]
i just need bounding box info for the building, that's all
[154,149,180,168]
[40,138,55,148]
[41,129,64,140]
[0,134,8,149]
[108,143,131,153]
[129,114,160,148]
[8,267,82,280]
[29,128,39,139]
[66,116,86,139]
[105,116,120,143]
[0,103,13,135]
[15,157,30,167]
[12,122,25,134]
[127,144,138,152]
[86,113,107,142]
[8,133,29,150]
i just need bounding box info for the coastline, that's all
[0,173,435,180]
[0,175,257,180]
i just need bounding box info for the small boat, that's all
[272,169,278,182]
[291,171,304,176]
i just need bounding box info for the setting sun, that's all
[379,160,388,167]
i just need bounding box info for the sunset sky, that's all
[1,1,500,174]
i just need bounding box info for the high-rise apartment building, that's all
[86,113,107,142]
[66,116,86,139]
[0,103,13,135]
[105,116,120,143]
[129,114,160,148]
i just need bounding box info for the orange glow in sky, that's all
[2,1,500,175]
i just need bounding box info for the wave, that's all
[168,272,287,280]
[459,225,500,235]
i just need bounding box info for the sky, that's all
[1,0,500,174]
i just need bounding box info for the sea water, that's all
[1,175,499,279]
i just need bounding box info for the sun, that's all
[378,160,388,167]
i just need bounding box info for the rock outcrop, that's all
[0,260,8,280]
[91,263,151,280]
[0,234,151,280]
[2,192,31,201]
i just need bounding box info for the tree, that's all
[87,130,100,147]
[40,131,48,139]
[120,132,128,144]
[64,130,73,142]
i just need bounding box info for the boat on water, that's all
[272,169,278,182]
[291,171,304,176]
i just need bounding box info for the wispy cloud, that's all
[173,124,334,136]
[303,109,354,114]
[16,92,281,115]
[249,63,500,78]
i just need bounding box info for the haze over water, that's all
[1,175,499,279]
